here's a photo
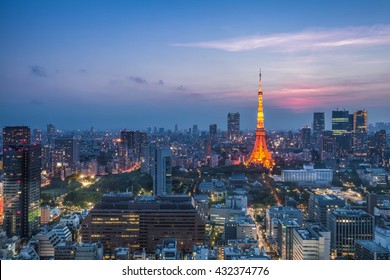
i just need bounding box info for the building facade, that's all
[327,208,374,257]
[80,194,205,257]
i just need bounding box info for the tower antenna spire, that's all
[245,69,274,170]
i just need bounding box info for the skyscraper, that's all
[3,126,41,238]
[152,147,172,196]
[245,70,274,169]
[313,112,325,147]
[227,113,240,141]
[47,123,56,144]
[301,126,311,149]
[54,137,80,175]
[375,130,387,149]
[313,112,324,135]
[332,110,349,136]
[3,126,30,146]
[209,123,217,141]
[33,129,42,144]
[192,125,199,137]
[120,130,147,160]
[353,109,368,153]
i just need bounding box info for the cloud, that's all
[128,76,148,84]
[79,69,87,74]
[172,25,390,52]
[30,65,47,77]
[157,80,164,85]
[176,85,186,91]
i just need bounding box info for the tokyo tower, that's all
[245,70,275,169]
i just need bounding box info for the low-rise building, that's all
[355,240,390,260]
[282,164,333,183]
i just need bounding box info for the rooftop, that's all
[355,240,389,253]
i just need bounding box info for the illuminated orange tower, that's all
[245,70,275,169]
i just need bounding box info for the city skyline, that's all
[1,1,390,130]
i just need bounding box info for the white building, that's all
[51,224,72,241]
[282,164,333,183]
[292,224,331,260]
[59,213,80,228]
[33,232,62,259]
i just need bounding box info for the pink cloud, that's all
[173,25,390,52]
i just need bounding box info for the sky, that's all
[1,0,390,131]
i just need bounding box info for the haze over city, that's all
[1,0,390,130]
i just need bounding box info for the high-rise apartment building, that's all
[120,130,147,160]
[227,113,240,141]
[3,126,30,146]
[3,126,41,238]
[53,137,80,177]
[152,147,172,196]
[32,129,42,144]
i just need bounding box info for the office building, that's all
[292,223,331,260]
[320,131,336,160]
[366,193,390,215]
[265,206,303,240]
[80,194,205,257]
[353,109,368,153]
[277,219,300,260]
[313,112,325,144]
[332,110,349,136]
[281,164,333,183]
[3,126,41,238]
[227,113,240,141]
[308,194,345,226]
[355,240,389,260]
[327,208,374,257]
[300,126,311,149]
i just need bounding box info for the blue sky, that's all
[1,0,390,131]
